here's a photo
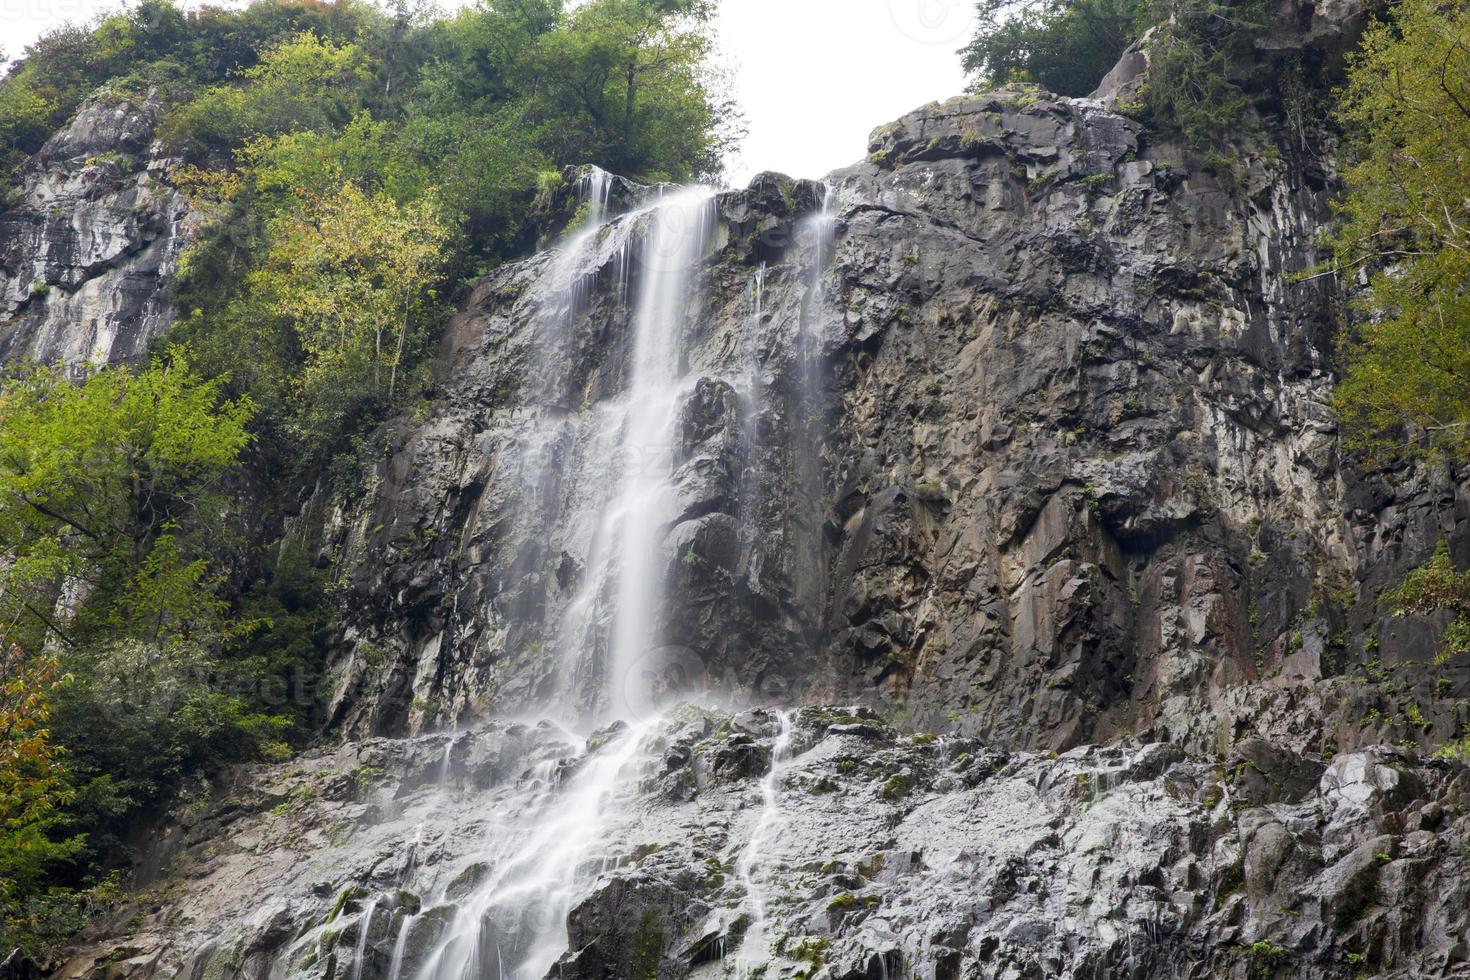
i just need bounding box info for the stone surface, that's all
[0,93,193,368]
[8,4,1470,977]
[317,84,1470,755]
[51,709,1470,979]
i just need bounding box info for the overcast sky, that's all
[2,0,978,185]
[716,0,977,185]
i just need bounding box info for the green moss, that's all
[630,909,664,980]
[1247,939,1287,979]
[327,885,369,923]
[788,937,830,980]
[880,773,912,800]
[1215,861,1244,909]
[827,892,859,913]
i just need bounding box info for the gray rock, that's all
[0,94,194,368]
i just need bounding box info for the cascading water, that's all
[322,177,835,980]
[399,188,719,980]
[605,188,717,720]
[349,896,381,980]
[732,711,795,964]
[409,720,658,980]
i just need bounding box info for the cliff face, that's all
[8,5,1470,978]
[50,709,1470,980]
[323,86,1467,756]
[0,94,193,368]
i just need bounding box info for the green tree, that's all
[0,356,254,656]
[962,0,1269,151]
[530,0,737,181]
[1331,0,1470,461]
[1138,0,1269,151]
[248,183,451,447]
[0,648,82,928]
[0,357,298,907]
[162,31,371,156]
[962,0,1143,97]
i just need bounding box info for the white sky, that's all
[1,0,978,183]
[716,0,977,185]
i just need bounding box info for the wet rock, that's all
[1318,836,1393,929]
[308,8,1466,761]
[1228,739,1326,805]
[45,707,1470,980]
[0,94,193,368]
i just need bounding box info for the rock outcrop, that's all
[322,85,1468,754]
[54,709,1470,980]
[0,94,193,368]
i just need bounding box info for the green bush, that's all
[962,0,1144,97]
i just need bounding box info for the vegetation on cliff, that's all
[1330,0,1470,463]
[962,0,1271,151]
[1325,0,1470,665]
[1,0,1468,965]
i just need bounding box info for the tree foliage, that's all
[1138,0,1269,150]
[961,0,1268,150]
[0,649,81,917]
[0,356,253,655]
[161,31,371,157]
[962,0,1142,97]
[250,183,451,443]
[1331,0,1470,462]
[159,0,736,469]
[1387,542,1470,664]
[0,357,302,930]
[0,0,738,957]
[0,0,377,181]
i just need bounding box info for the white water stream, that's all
[606,187,717,721]
[336,175,835,980]
[732,710,795,964]
[409,720,658,980]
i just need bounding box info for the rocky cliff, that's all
[0,93,193,368]
[324,75,1468,756]
[7,2,1470,977]
[48,708,1470,980]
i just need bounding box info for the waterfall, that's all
[399,188,722,980]
[607,187,717,720]
[331,177,838,980]
[793,186,837,644]
[731,712,795,969]
[410,720,659,980]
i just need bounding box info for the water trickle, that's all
[579,166,613,230]
[792,186,838,640]
[732,711,795,965]
[436,732,455,785]
[386,913,418,980]
[349,895,380,980]
[534,167,621,396]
